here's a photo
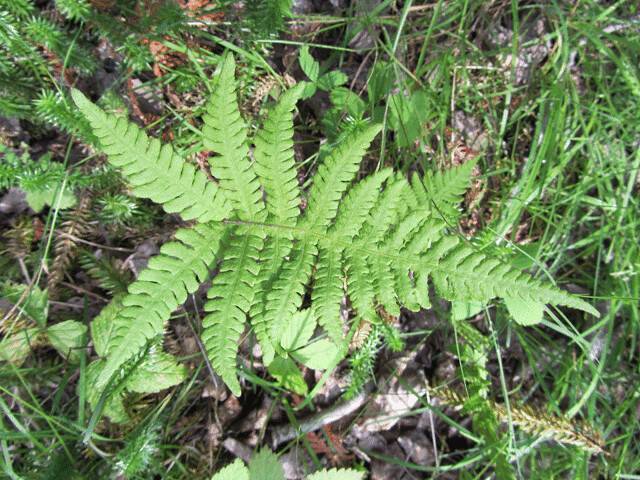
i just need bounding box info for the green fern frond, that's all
[203,54,264,222]
[73,53,598,403]
[94,223,224,390]
[71,89,230,223]
[201,227,264,396]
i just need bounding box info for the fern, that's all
[72,52,598,405]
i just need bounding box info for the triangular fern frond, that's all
[73,53,598,404]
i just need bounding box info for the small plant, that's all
[0,283,87,364]
[212,448,363,480]
[299,51,430,149]
[71,53,597,416]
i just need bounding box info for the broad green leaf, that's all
[280,309,317,351]
[268,356,308,395]
[2,283,48,328]
[83,359,128,423]
[317,70,348,91]
[299,45,319,82]
[505,295,545,326]
[367,61,394,104]
[126,350,187,393]
[291,339,339,370]
[25,185,76,212]
[90,294,125,357]
[46,320,87,363]
[248,449,284,480]
[211,459,249,480]
[451,301,485,321]
[329,88,366,119]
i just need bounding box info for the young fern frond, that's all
[73,51,597,406]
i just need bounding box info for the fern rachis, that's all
[70,52,598,411]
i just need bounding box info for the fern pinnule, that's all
[410,157,478,221]
[311,246,345,343]
[249,81,305,362]
[201,228,264,396]
[303,124,382,231]
[253,81,305,227]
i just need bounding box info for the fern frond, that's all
[410,158,477,221]
[94,223,224,389]
[303,125,382,231]
[203,54,264,222]
[74,56,598,406]
[201,227,264,396]
[420,239,598,315]
[253,82,305,226]
[71,89,230,223]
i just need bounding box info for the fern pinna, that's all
[71,53,597,408]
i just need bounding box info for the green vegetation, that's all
[0,1,638,478]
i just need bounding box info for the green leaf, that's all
[387,90,429,147]
[267,356,308,395]
[299,45,319,82]
[90,294,125,357]
[126,350,186,393]
[306,468,365,480]
[291,339,339,370]
[25,185,76,212]
[505,295,545,326]
[83,359,129,423]
[280,309,317,351]
[367,61,394,104]
[212,459,249,480]
[46,320,87,363]
[248,449,284,480]
[451,301,485,321]
[317,70,348,91]
[329,88,366,119]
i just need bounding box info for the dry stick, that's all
[269,385,372,449]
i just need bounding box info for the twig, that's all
[269,385,372,448]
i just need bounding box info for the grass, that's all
[1,0,639,478]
